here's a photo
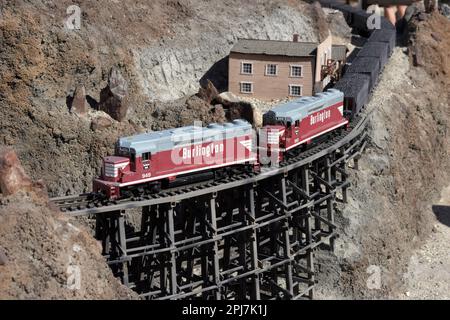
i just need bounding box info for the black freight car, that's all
[357,42,390,69]
[334,73,371,117]
[367,29,396,55]
[345,56,381,91]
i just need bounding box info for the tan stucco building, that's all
[228,34,344,101]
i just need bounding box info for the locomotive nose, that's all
[102,156,130,181]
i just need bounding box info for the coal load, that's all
[334,74,370,116]
[346,56,380,91]
[357,42,389,69]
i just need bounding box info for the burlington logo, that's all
[182,143,224,160]
[310,109,331,125]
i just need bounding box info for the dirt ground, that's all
[0,191,138,299]
[399,12,450,300]
[400,186,450,299]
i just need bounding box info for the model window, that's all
[241,62,253,74]
[266,64,277,76]
[142,152,151,161]
[240,82,253,94]
[289,85,302,97]
[290,65,303,77]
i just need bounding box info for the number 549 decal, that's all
[142,173,151,179]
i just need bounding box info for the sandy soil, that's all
[401,186,450,299]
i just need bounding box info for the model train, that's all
[93,2,396,200]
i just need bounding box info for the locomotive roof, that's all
[264,89,343,124]
[118,119,252,154]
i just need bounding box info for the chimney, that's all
[293,34,299,42]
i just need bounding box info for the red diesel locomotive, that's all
[261,89,347,158]
[94,89,348,199]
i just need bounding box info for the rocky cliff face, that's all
[0,147,137,299]
[133,0,322,101]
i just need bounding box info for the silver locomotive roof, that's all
[118,119,252,155]
[263,89,344,124]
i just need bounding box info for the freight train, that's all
[93,1,396,199]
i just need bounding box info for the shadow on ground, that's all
[432,205,450,227]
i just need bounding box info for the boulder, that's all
[197,79,219,104]
[441,3,450,20]
[211,104,226,122]
[424,0,438,13]
[227,101,255,125]
[218,91,240,103]
[90,115,113,131]
[98,67,129,121]
[0,147,45,196]
[218,92,262,126]
[70,85,88,115]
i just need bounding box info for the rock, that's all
[0,147,35,196]
[441,4,450,20]
[218,91,240,103]
[70,85,88,115]
[405,291,410,297]
[431,32,442,42]
[0,247,8,265]
[109,68,128,99]
[91,116,113,131]
[417,12,428,22]
[211,104,226,120]
[98,67,129,121]
[311,1,330,43]
[227,101,255,125]
[424,0,438,13]
[197,79,219,105]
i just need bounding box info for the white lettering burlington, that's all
[310,109,331,125]
[182,143,224,160]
